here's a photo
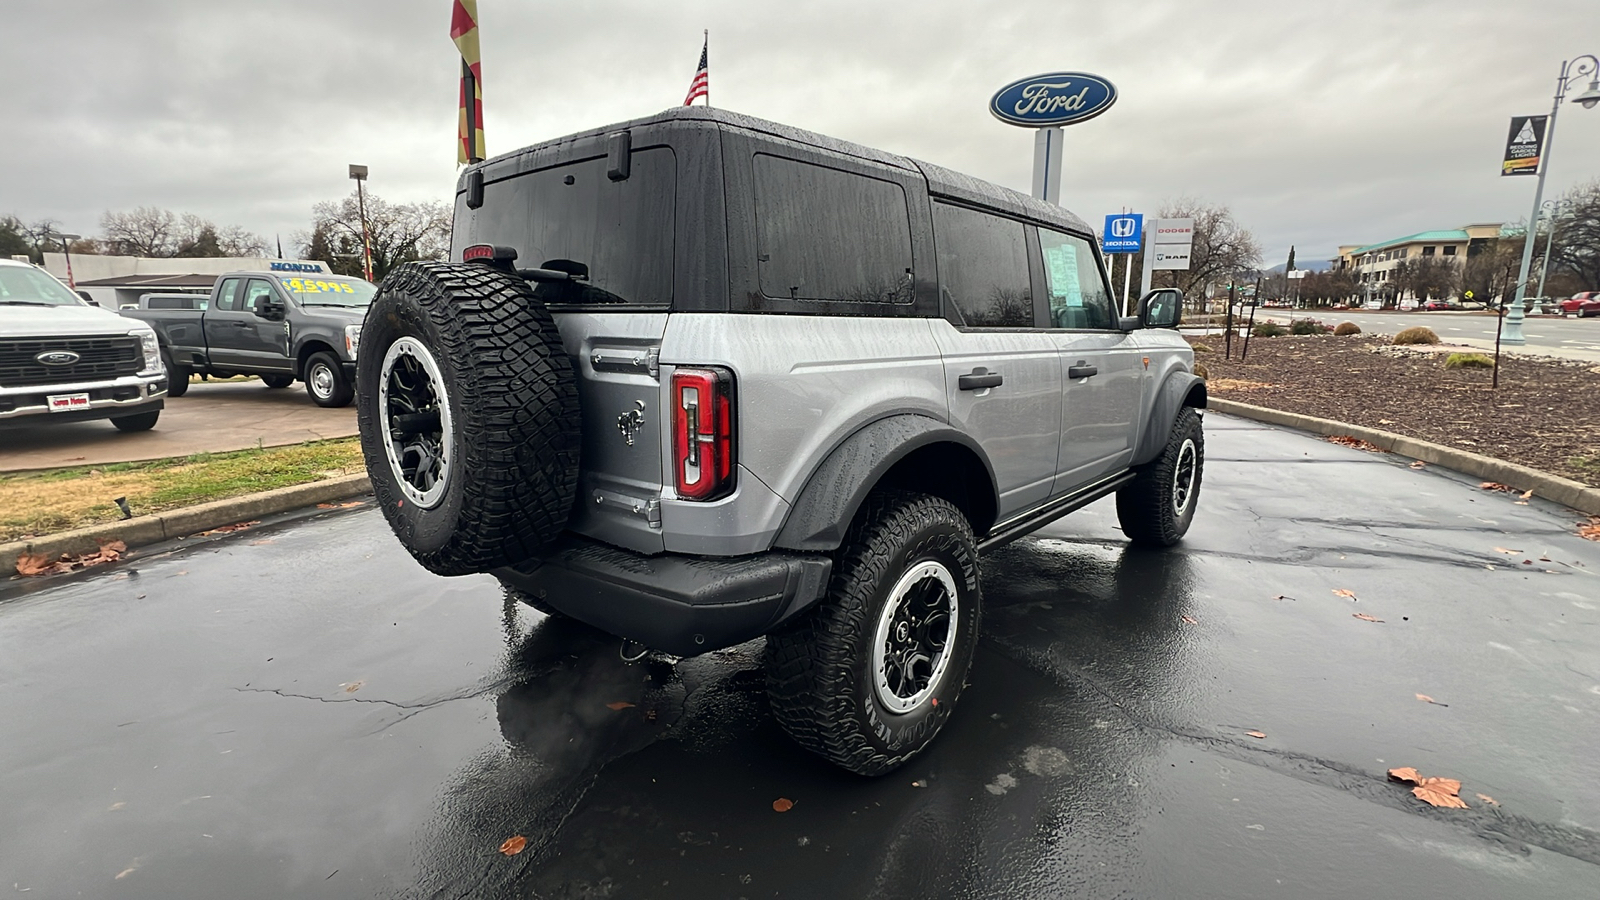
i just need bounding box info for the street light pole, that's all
[349,164,374,283]
[45,230,82,290]
[1535,199,1566,304]
[1504,53,1600,345]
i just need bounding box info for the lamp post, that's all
[348,164,374,282]
[1503,53,1600,345]
[44,230,82,290]
[1534,198,1568,305]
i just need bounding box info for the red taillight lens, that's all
[672,367,736,501]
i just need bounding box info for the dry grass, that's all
[0,438,364,541]
[1208,378,1278,392]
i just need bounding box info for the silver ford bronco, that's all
[356,107,1204,775]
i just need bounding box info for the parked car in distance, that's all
[121,271,374,405]
[1421,299,1455,311]
[1558,292,1600,317]
[0,258,168,432]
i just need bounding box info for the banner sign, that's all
[1102,214,1143,253]
[1502,115,1547,176]
[990,72,1118,128]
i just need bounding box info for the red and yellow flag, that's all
[451,0,485,164]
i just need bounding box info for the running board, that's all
[977,471,1135,554]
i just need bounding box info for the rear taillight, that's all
[672,367,735,501]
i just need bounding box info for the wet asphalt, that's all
[2,414,1598,899]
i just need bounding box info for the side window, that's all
[753,154,913,304]
[214,277,242,311]
[241,279,276,313]
[1038,229,1115,330]
[932,203,1033,328]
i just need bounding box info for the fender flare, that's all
[1132,371,1207,466]
[773,414,999,552]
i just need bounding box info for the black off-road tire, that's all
[357,262,581,577]
[764,491,982,776]
[262,374,294,389]
[111,410,160,432]
[162,350,189,397]
[1117,406,1204,547]
[304,351,353,408]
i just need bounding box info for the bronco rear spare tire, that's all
[357,262,581,576]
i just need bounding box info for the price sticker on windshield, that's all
[285,278,354,294]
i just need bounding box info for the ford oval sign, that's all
[989,72,1118,128]
[35,350,81,366]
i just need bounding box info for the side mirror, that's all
[1139,289,1183,329]
[254,297,286,320]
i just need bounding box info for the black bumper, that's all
[494,536,833,657]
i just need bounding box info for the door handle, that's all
[958,367,1003,391]
[1068,361,1098,379]
[233,322,252,328]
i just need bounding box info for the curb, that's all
[3,473,372,576]
[1208,398,1600,516]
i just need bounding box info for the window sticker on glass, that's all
[1042,245,1082,305]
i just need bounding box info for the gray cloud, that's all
[3,0,1597,265]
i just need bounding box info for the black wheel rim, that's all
[872,560,959,714]
[1172,438,1198,516]
[378,337,453,509]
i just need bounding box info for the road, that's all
[0,379,358,473]
[1198,310,1600,363]
[2,415,1597,899]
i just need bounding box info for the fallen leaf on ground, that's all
[341,681,364,693]
[1579,518,1600,542]
[911,779,928,788]
[605,701,635,710]
[1519,490,1534,500]
[1476,793,1499,807]
[772,798,795,812]
[1388,767,1469,809]
[1353,613,1384,623]
[115,865,138,879]
[1180,615,1198,625]
[1325,435,1384,452]
[317,501,364,509]
[1415,694,1449,707]
[14,540,127,577]
[1492,547,1520,555]
[193,520,259,537]
[1409,460,1427,469]
[1333,589,1357,599]
[498,835,527,856]
[1246,731,1266,739]
[1479,482,1516,493]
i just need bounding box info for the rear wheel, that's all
[162,350,189,398]
[262,374,294,389]
[765,492,981,776]
[357,262,582,576]
[1117,406,1204,547]
[111,410,160,432]
[304,351,353,407]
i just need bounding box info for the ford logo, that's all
[35,350,81,366]
[989,72,1118,127]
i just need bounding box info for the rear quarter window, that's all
[752,154,913,305]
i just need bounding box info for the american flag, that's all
[683,34,708,106]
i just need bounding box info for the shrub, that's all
[1290,318,1331,335]
[1252,321,1288,338]
[1333,321,1362,336]
[1193,362,1209,379]
[1190,342,1213,353]
[1392,326,1440,345]
[1443,352,1495,369]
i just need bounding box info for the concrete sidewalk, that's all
[0,379,358,472]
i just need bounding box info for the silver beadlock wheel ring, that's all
[871,560,960,714]
[1172,437,1198,517]
[378,336,454,509]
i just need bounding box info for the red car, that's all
[1559,292,1600,317]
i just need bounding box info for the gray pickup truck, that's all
[356,108,1205,775]
[121,270,374,407]
[1,259,168,432]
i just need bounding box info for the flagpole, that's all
[703,30,709,107]
[462,58,481,163]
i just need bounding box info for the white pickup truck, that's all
[0,259,168,433]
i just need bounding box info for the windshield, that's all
[280,276,377,307]
[0,265,84,307]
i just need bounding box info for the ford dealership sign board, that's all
[990,72,1118,127]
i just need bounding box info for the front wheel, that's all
[1117,406,1204,547]
[111,410,160,432]
[162,350,189,398]
[304,351,353,407]
[765,492,982,776]
[262,374,294,389]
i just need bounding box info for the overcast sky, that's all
[4,0,1598,265]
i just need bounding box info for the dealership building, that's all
[1333,222,1510,290]
[37,253,332,309]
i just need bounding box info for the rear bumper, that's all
[494,535,832,657]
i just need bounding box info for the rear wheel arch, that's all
[773,415,999,552]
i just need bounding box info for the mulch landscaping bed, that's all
[1191,333,1600,488]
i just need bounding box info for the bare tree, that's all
[1546,180,1600,292]
[100,207,178,256]
[1391,256,1459,301]
[299,190,450,281]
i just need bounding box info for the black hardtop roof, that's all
[460,106,1093,236]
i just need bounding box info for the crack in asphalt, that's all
[985,631,1600,869]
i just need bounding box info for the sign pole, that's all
[1122,248,1134,314]
[1031,127,1063,204]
